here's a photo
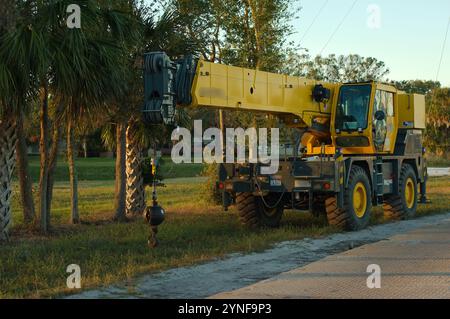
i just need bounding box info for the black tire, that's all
[236,192,284,228]
[383,164,418,220]
[325,166,372,231]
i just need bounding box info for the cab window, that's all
[335,84,372,132]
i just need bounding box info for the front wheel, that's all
[236,193,284,228]
[326,166,372,231]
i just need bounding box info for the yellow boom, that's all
[190,60,338,128]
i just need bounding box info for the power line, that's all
[319,0,358,55]
[436,17,450,82]
[300,0,329,43]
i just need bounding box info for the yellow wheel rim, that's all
[353,182,367,218]
[405,178,415,209]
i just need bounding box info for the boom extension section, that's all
[143,52,336,130]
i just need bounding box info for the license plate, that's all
[295,180,311,188]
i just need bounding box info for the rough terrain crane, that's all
[142,52,428,231]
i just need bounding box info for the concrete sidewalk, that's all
[428,167,450,177]
[211,218,450,299]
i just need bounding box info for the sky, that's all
[292,0,450,86]
[147,0,450,86]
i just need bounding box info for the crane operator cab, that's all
[331,83,409,156]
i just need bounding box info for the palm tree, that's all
[0,0,17,241]
[15,109,36,224]
[37,0,136,224]
[101,117,135,221]
[124,8,196,216]
[126,118,146,216]
[114,121,128,221]
[0,0,138,235]
[0,118,16,240]
[0,0,45,239]
[46,107,63,224]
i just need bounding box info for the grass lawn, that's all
[20,154,449,183]
[21,156,204,182]
[0,176,449,298]
[425,154,450,168]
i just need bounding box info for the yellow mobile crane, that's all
[143,52,428,231]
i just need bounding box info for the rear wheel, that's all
[383,164,418,220]
[325,166,372,231]
[236,192,284,228]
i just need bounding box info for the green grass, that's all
[21,156,204,182]
[20,153,448,183]
[426,154,450,168]
[1,176,449,298]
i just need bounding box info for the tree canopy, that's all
[283,52,390,82]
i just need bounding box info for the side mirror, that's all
[374,110,386,121]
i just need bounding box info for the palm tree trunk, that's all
[0,117,17,241]
[67,114,80,224]
[38,85,50,233]
[82,136,87,158]
[126,120,146,216]
[0,0,18,241]
[114,122,127,221]
[46,124,61,222]
[16,113,35,224]
[0,1,17,33]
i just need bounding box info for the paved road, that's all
[211,218,450,299]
